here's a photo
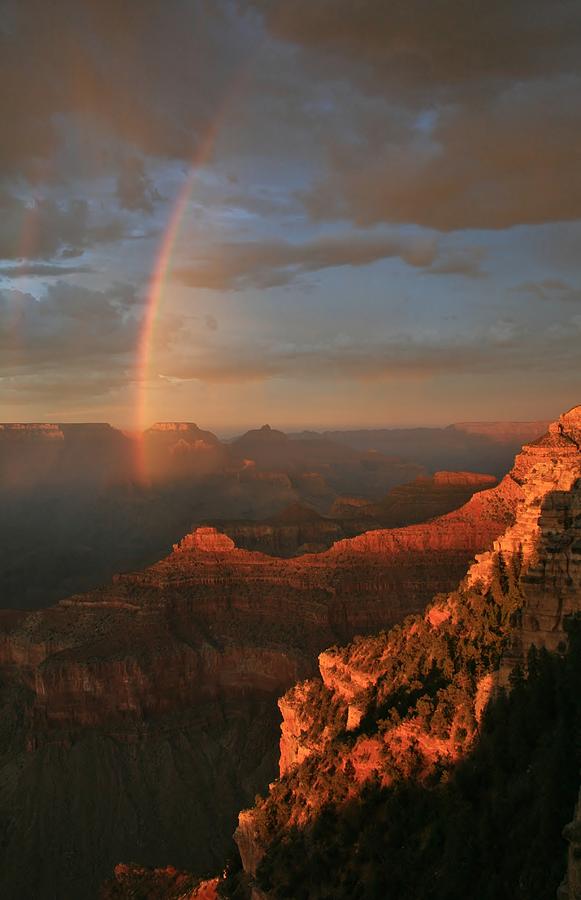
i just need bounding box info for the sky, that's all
[1,0,580,431]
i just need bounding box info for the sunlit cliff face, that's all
[1,1,581,429]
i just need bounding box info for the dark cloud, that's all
[247,0,581,97]
[0,0,251,175]
[302,76,581,230]
[116,157,161,212]
[0,262,92,278]
[1,0,579,422]
[175,233,438,290]
[3,0,580,233]
[0,282,140,369]
[238,2,581,230]
[0,192,122,260]
[0,280,187,406]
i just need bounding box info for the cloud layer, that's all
[1,0,580,424]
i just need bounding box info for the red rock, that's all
[233,406,581,880]
[100,863,219,898]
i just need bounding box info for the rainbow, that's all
[134,124,221,480]
[133,63,256,479]
[137,125,219,423]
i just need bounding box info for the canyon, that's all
[225,406,581,899]
[213,471,498,556]
[0,460,517,897]
[0,421,425,609]
[0,418,526,611]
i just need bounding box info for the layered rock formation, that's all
[229,407,581,898]
[214,472,498,557]
[0,421,133,488]
[210,503,344,556]
[0,465,517,897]
[141,422,229,481]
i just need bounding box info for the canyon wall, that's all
[214,472,499,557]
[231,407,581,898]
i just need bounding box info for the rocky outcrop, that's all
[101,864,219,899]
[232,407,581,894]
[212,504,344,556]
[0,422,65,440]
[282,409,581,774]
[174,526,236,553]
[431,470,497,486]
[214,474,500,557]
[466,408,581,676]
[141,422,229,481]
[147,422,220,441]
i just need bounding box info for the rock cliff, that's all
[229,407,581,899]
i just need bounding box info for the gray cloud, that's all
[0,282,140,369]
[421,247,487,279]
[1,0,579,422]
[512,279,581,303]
[3,0,580,236]
[302,76,581,230]
[0,192,122,260]
[116,157,161,213]
[0,369,131,401]
[247,0,581,98]
[0,262,92,278]
[160,320,581,386]
[0,0,252,174]
[175,233,439,290]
